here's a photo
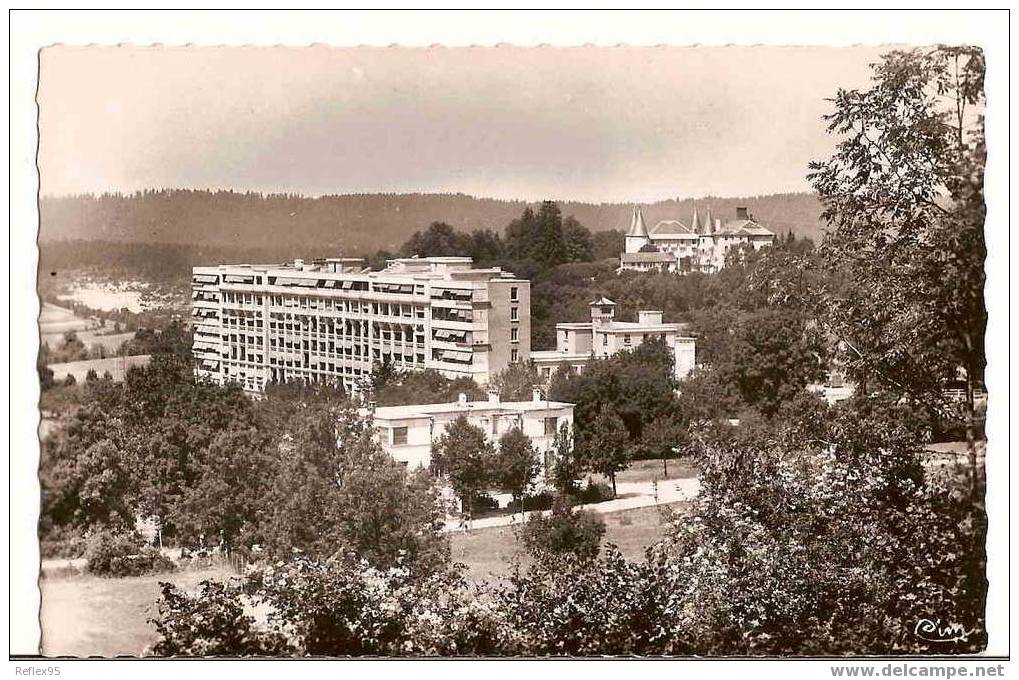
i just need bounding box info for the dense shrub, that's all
[151,580,291,657]
[521,491,555,512]
[154,556,514,657]
[573,479,613,505]
[39,525,87,559]
[85,529,175,577]
[471,493,500,513]
[520,496,606,564]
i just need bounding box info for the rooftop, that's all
[620,252,678,263]
[372,396,573,420]
[196,256,525,282]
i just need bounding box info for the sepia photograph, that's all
[8,9,1009,672]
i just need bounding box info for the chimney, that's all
[736,207,749,221]
[638,310,664,326]
[294,258,305,269]
[532,388,544,403]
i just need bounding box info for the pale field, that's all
[39,564,236,658]
[36,502,683,657]
[47,355,151,383]
[58,283,147,314]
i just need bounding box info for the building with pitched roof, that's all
[530,297,696,383]
[619,205,775,274]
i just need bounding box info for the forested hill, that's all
[39,190,825,253]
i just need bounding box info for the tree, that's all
[369,355,399,392]
[493,427,539,517]
[504,207,539,262]
[491,361,539,401]
[373,369,485,407]
[333,447,450,574]
[549,422,582,494]
[504,202,574,267]
[76,439,134,528]
[591,229,625,261]
[174,428,273,550]
[38,362,55,391]
[577,405,631,497]
[401,221,471,257]
[667,398,985,655]
[637,415,688,477]
[688,306,824,417]
[533,201,568,267]
[432,415,495,517]
[808,46,986,478]
[468,229,505,264]
[549,336,678,443]
[562,216,594,262]
[521,495,606,565]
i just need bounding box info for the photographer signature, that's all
[914,618,975,643]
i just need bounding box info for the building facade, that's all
[369,390,574,473]
[191,256,530,393]
[619,205,775,274]
[530,298,696,382]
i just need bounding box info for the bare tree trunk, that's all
[661,454,669,478]
[610,471,617,499]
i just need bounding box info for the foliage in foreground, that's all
[84,528,175,578]
[152,393,986,656]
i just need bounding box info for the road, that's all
[443,477,701,533]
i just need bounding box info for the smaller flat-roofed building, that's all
[530,298,696,383]
[369,390,574,474]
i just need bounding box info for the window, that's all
[511,307,519,321]
[510,286,519,301]
[544,417,558,436]
[391,427,408,446]
[624,334,631,345]
[602,333,608,346]
[511,328,519,342]
[511,349,519,363]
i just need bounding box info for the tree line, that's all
[40,188,824,253]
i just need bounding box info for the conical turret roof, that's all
[626,207,650,238]
[690,207,702,233]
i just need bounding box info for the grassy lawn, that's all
[40,564,235,657]
[589,457,700,486]
[39,502,689,657]
[450,501,690,583]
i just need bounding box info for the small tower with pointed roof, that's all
[624,206,652,254]
[589,296,617,327]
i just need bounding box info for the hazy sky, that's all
[38,45,893,202]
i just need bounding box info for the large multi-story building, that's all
[191,256,530,393]
[369,390,574,473]
[619,205,775,274]
[530,297,696,383]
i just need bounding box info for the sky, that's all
[37,45,894,203]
